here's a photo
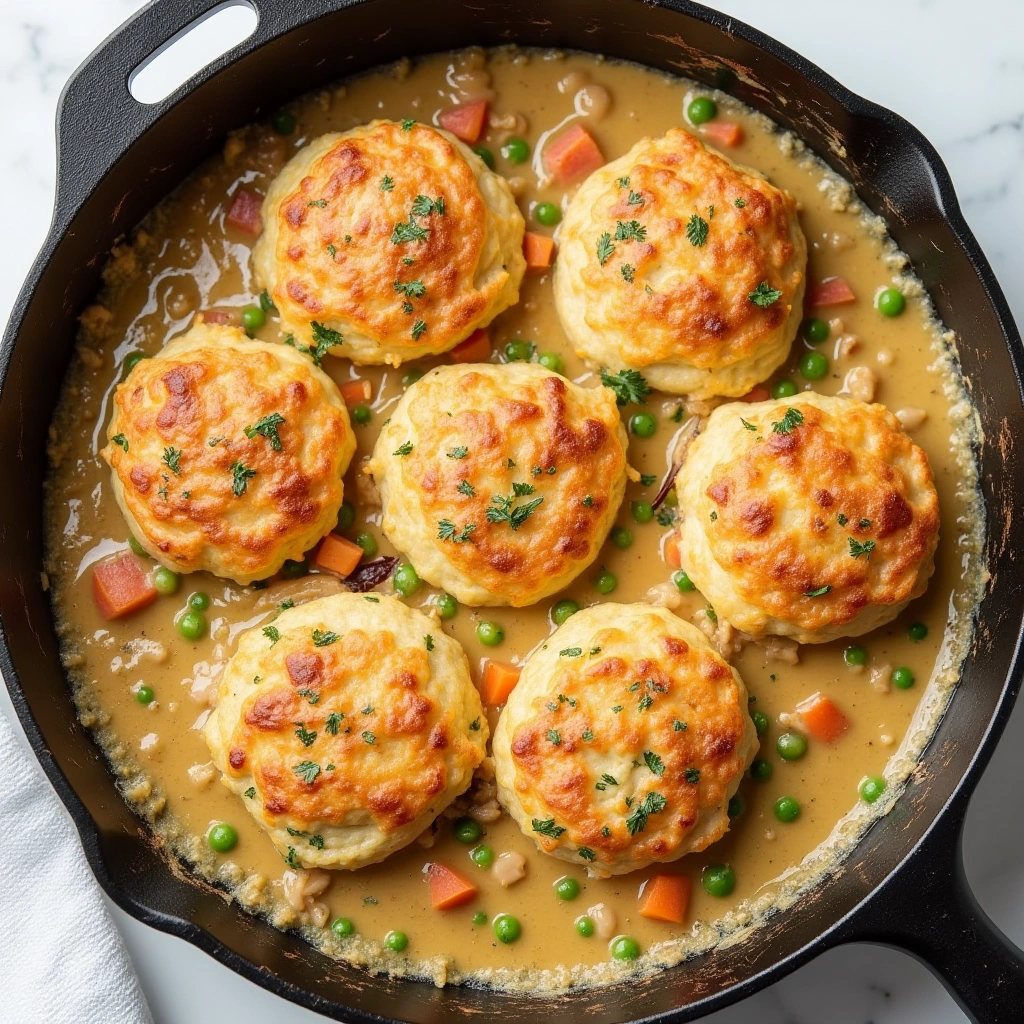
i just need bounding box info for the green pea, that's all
[501,137,530,164]
[493,914,521,944]
[909,622,928,642]
[594,570,617,595]
[749,758,772,782]
[336,502,356,532]
[799,351,829,381]
[477,621,505,647]
[393,563,421,598]
[771,379,798,399]
[631,500,654,524]
[207,822,238,853]
[472,911,488,925]
[355,533,378,558]
[611,526,633,549]
[844,645,867,667]
[751,710,769,737]
[188,591,210,611]
[128,535,149,557]
[280,558,308,579]
[610,935,640,960]
[575,915,595,937]
[271,110,296,135]
[701,863,735,898]
[473,146,495,169]
[551,599,580,626]
[177,610,206,642]
[331,917,355,937]
[534,201,562,226]
[554,877,580,901]
[538,351,563,373]
[687,96,717,125]
[802,318,830,344]
[470,844,494,868]
[727,794,745,818]
[672,570,695,593]
[892,666,915,690]
[629,412,657,438]
[859,775,887,804]
[774,796,801,823]
[135,685,155,705]
[241,305,265,332]
[876,287,906,317]
[152,566,179,596]
[504,338,533,362]
[453,817,482,844]
[437,593,458,620]
[401,366,424,387]
[776,732,808,761]
[352,404,372,425]
[383,930,408,952]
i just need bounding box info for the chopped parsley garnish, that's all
[620,263,635,283]
[280,598,295,610]
[685,767,701,785]
[294,723,317,747]
[859,518,873,529]
[625,791,667,835]
[487,490,543,530]
[546,729,561,746]
[457,480,475,497]
[362,731,376,744]
[686,213,709,247]
[612,705,623,713]
[749,281,783,307]
[325,712,345,735]
[582,729,594,741]
[308,199,327,208]
[162,446,182,475]
[637,694,654,712]
[600,367,651,406]
[615,175,630,188]
[393,441,414,456]
[309,835,324,849]
[244,787,256,799]
[643,751,665,776]
[577,847,596,861]
[401,118,416,130]
[656,506,676,527]
[640,473,657,487]
[310,321,343,365]
[361,704,374,715]
[601,773,618,787]
[244,412,285,451]
[532,818,566,839]
[805,585,832,598]
[837,513,849,526]
[411,194,445,217]
[447,445,469,460]
[582,495,594,507]
[627,190,644,206]
[401,301,413,314]
[559,647,583,658]
[596,232,615,266]
[326,244,337,259]
[614,219,647,242]
[380,175,394,191]
[312,629,340,647]
[111,433,128,452]
[230,461,256,496]
[263,625,280,646]
[740,418,758,432]
[284,847,300,867]
[771,407,804,434]
[734,197,746,207]
[424,634,434,651]
[259,289,277,314]
[297,689,320,704]
[673,719,688,732]
[710,511,718,521]
[292,761,321,785]
[849,537,876,560]
[390,218,429,244]
[411,319,427,340]
[393,279,426,299]
[469,718,482,732]
[706,605,718,627]
[437,519,476,543]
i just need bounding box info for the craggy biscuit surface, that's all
[367,363,629,607]
[554,128,806,398]
[253,120,525,365]
[203,594,487,869]
[102,322,355,584]
[676,394,940,643]
[493,603,757,876]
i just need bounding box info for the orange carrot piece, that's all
[663,532,681,569]
[543,124,605,182]
[315,533,364,578]
[92,554,158,621]
[438,99,489,143]
[795,692,851,744]
[523,232,556,270]
[482,661,520,706]
[427,862,478,910]
[450,329,492,364]
[740,386,770,403]
[700,121,743,148]
[639,874,691,924]
[340,379,372,409]
[809,277,856,307]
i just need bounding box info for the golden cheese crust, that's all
[554,128,806,398]
[366,363,629,607]
[101,322,355,585]
[493,603,757,876]
[676,394,940,643]
[203,594,487,870]
[253,120,526,366]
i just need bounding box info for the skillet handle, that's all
[845,811,1024,1023]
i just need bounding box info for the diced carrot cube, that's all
[543,124,605,183]
[427,862,478,910]
[523,232,556,270]
[663,532,681,569]
[482,661,520,706]
[92,554,158,621]
[340,379,372,409]
[795,692,851,744]
[809,277,856,307]
[740,386,770,403]
[315,533,364,578]
[438,99,489,144]
[225,188,263,235]
[639,874,691,924]
[450,329,492,364]
[700,121,743,148]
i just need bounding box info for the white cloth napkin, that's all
[0,706,153,1024]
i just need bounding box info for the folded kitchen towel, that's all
[0,706,153,1024]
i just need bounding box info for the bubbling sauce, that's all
[43,47,983,991]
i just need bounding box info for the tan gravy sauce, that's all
[43,48,984,991]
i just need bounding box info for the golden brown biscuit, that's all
[675,394,940,643]
[366,363,629,607]
[493,603,757,876]
[102,321,355,585]
[253,120,525,365]
[554,128,806,398]
[203,593,487,870]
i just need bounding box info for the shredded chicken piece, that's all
[841,366,879,403]
[588,902,617,940]
[187,761,218,788]
[896,407,928,430]
[493,851,526,887]
[282,868,331,912]
[869,663,893,694]
[645,582,682,610]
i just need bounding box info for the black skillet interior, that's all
[2,1,1024,1022]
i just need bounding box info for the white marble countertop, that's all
[1,0,1022,1021]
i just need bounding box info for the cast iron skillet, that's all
[2,0,1023,1020]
